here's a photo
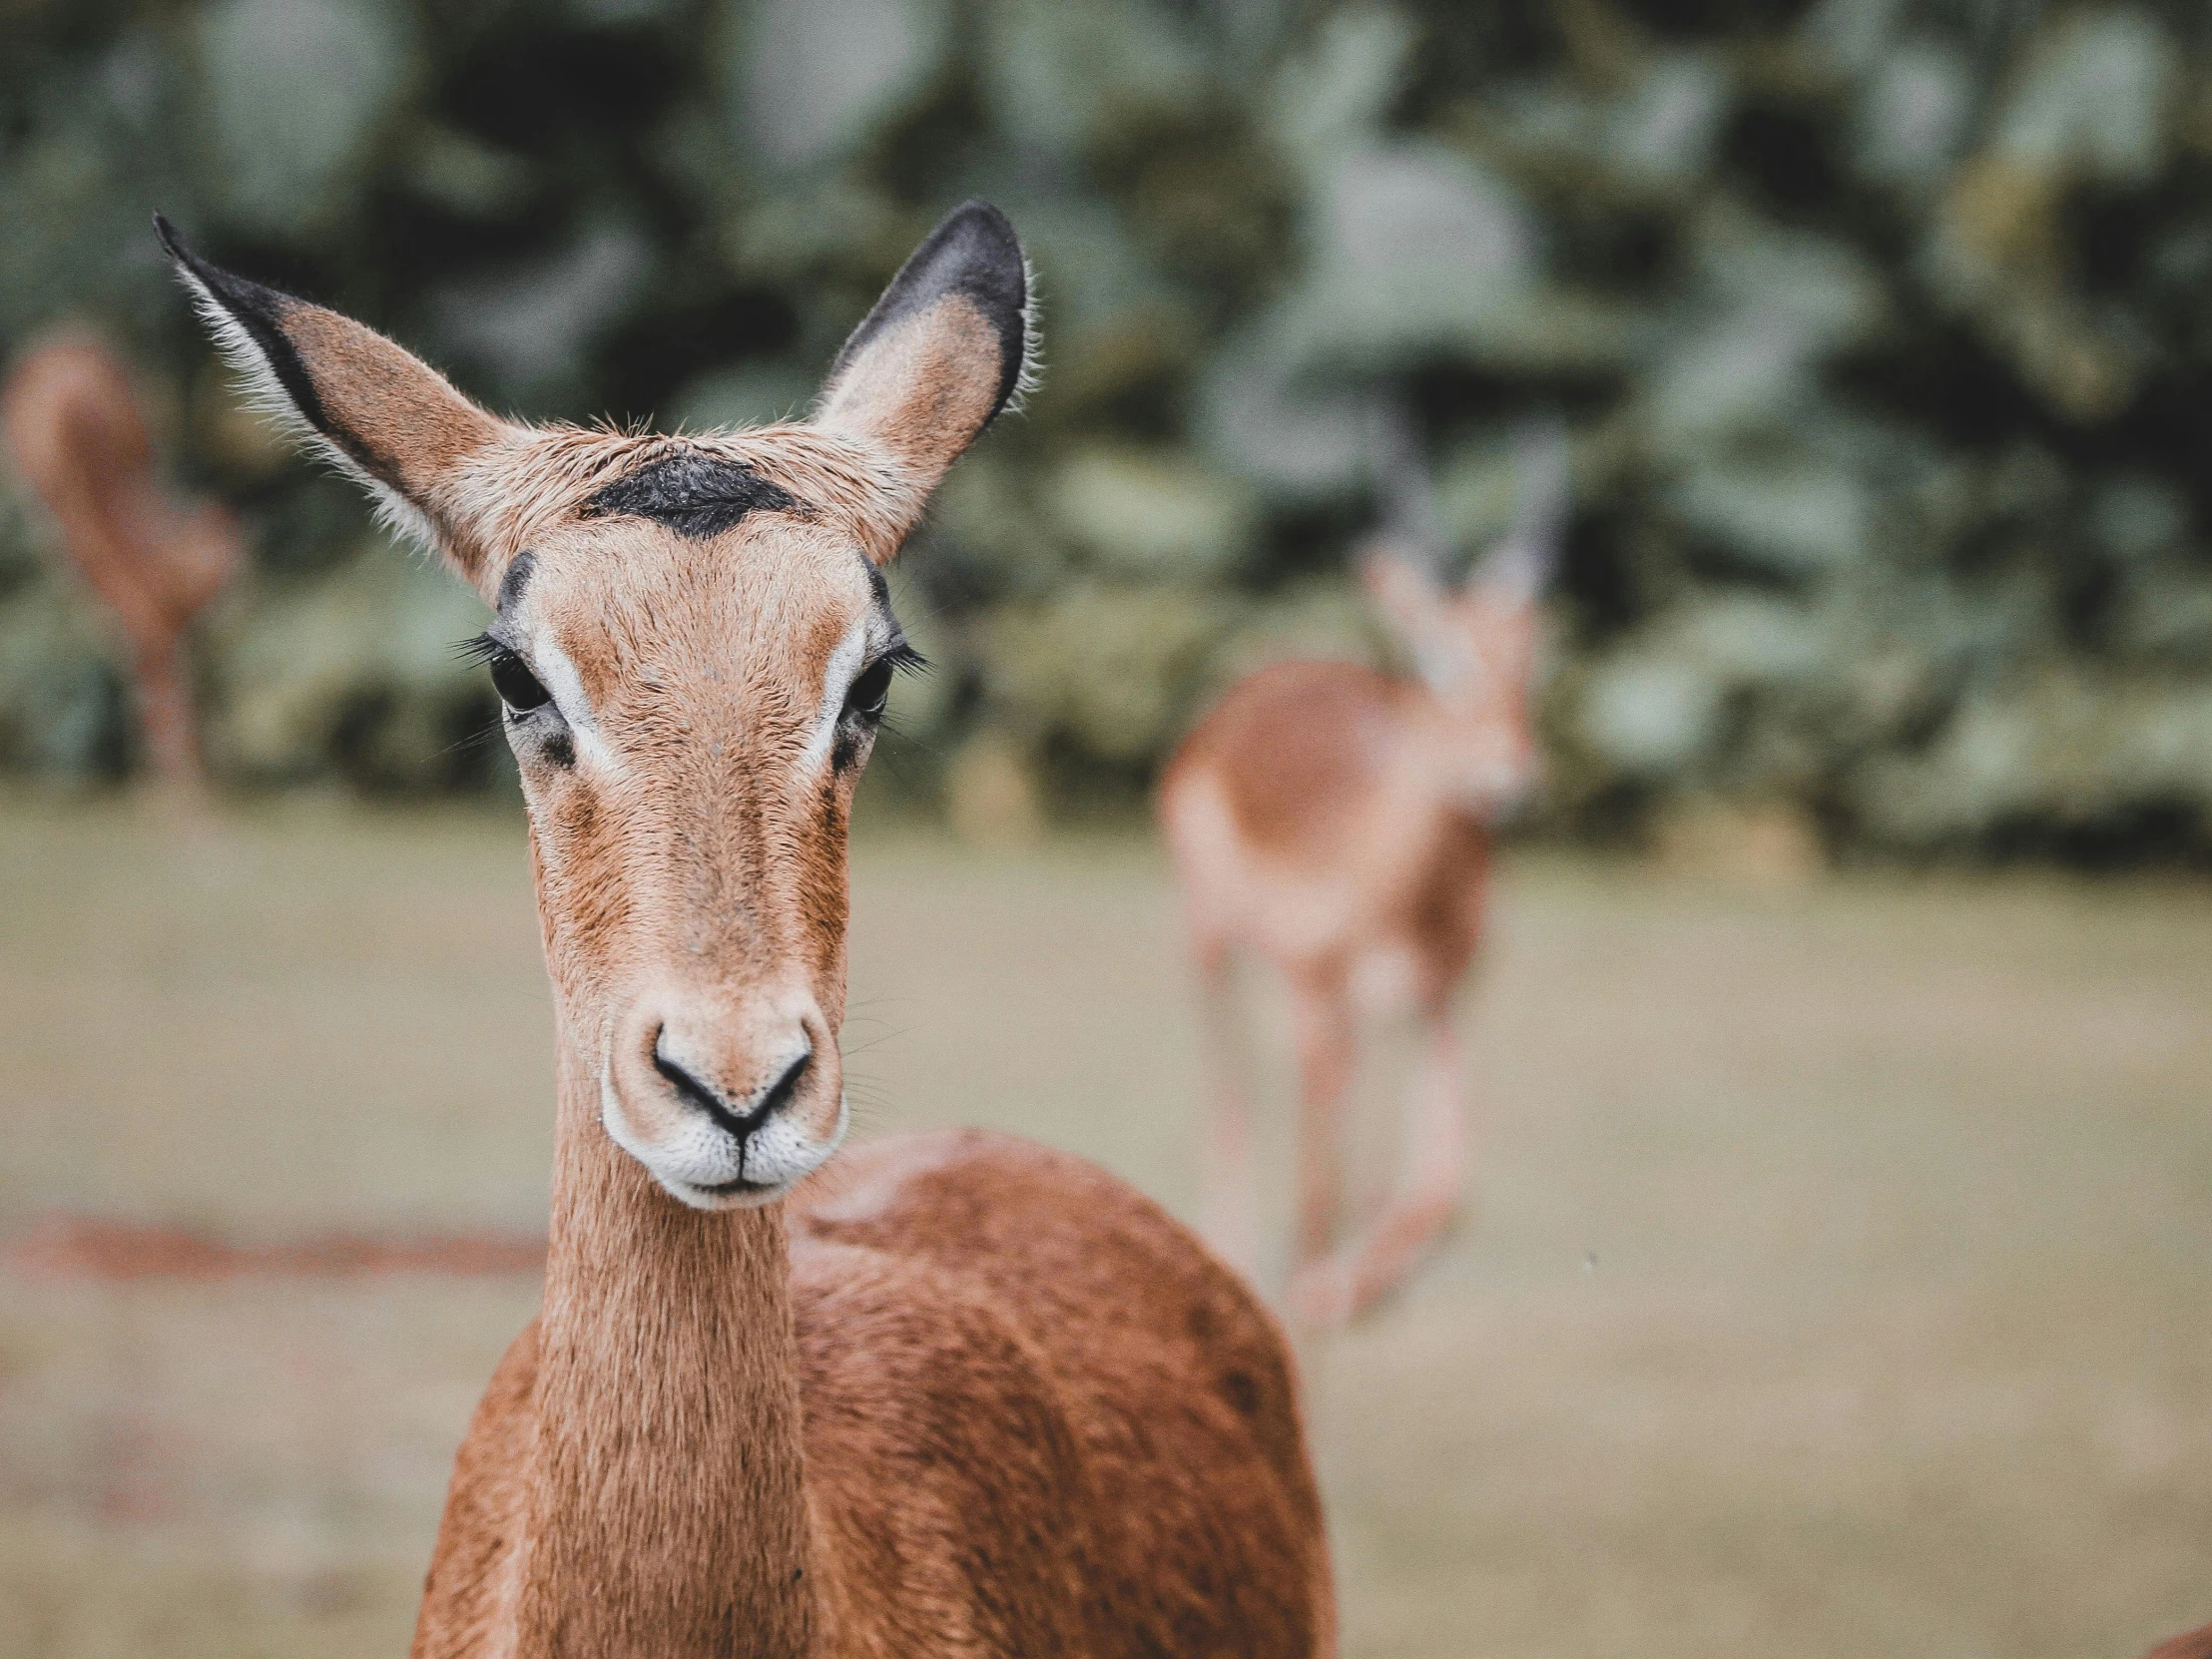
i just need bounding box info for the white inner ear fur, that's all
[801,615,874,775]
[173,265,441,557]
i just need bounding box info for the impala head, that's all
[161,203,1033,1209]
[1361,540,1544,818]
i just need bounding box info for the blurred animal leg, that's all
[1195,943,1261,1282]
[135,643,202,792]
[1350,1007,1469,1318]
[1285,976,1357,1328]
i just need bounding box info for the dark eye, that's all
[489,650,552,714]
[845,659,892,723]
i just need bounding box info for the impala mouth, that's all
[697,1171,780,1198]
[600,1044,850,1211]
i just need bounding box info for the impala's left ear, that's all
[812,200,1035,561]
[1360,541,1448,641]
[154,214,515,589]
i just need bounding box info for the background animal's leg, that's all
[134,644,201,791]
[1335,1006,1469,1321]
[1195,942,1261,1282]
[1285,977,1357,1327]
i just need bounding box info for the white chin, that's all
[656,1172,794,1212]
[602,1084,847,1212]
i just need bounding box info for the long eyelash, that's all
[454,632,514,666]
[885,642,929,676]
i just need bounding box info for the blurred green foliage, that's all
[4,0,2212,861]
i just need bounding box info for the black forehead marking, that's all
[582,449,803,540]
[496,549,536,614]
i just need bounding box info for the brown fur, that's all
[1157,544,1536,1327]
[0,333,240,788]
[2147,1624,2212,1659]
[417,1126,1330,1658]
[168,206,1332,1659]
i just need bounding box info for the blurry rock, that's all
[195,0,414,236]
[1047,447,1257,580]
[1653,796,1826,887]
[944,731,1044,847]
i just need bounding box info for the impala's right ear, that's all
[812,200,1035,562]
[1360,541,1447,644]
[154,214,513,588]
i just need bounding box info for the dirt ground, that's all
[1,796,2209,1659]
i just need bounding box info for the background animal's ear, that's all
[1464,412,1570,605]
[812,200,1034,560]
[154,215,513,588]
[1360,541,1448,645]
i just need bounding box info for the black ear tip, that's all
[152,211,184,259]
[946,198,1016,241]
[938,201,1022,272]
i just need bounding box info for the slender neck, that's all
[512,1030,817,1658]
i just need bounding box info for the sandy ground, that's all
[1,796,2209,1658]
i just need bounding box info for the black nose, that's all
[653,1037,810,1143]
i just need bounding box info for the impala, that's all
[162,201,1332,1658]
[1159,410,1561,1328]
[2,332,239,790]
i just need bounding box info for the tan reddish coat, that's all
[1,334,239,789]
[161,203,1332,1658]
[1158,443,1555,1329]
[2148,1622,2212,1658]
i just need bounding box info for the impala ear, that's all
[1360,541,1447,641]
[154,214,513,586]
[812,200,1035,560]
[1466,413,1570,605]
